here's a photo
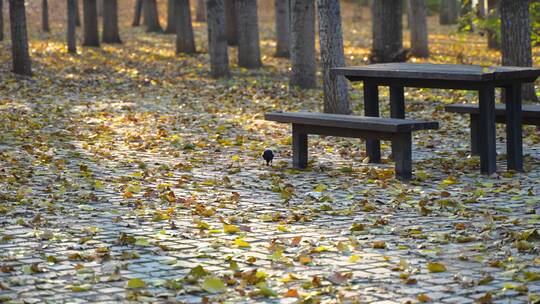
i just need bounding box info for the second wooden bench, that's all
[445,103,540,155]
[265,112,439,180]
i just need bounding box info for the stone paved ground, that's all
[1,2,540,303]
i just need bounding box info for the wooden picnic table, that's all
[331,63,540,175]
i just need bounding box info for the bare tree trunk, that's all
[317,0,350,114]
[477,0,486,17]
[290,0,317,89]
[67,0,77,53]
[102,0,121,43]
[408,0,429,58]
[42,0,50,32]
[83,0,100,46]
[75,0,81,26]
[9,0,32,76]
[144,0,162,32]
[196,0,206,22]
[97,0,103,16]
[206,0,229,78]
[176,0,196,54]
[236,0,262,68]
[440,0,459,24]
[275,0,290,57]
[224,0,237,45]
[0,0,4,41]
[371,0,405,63]
[166,0,176,33]
[500,0,537,102]
[486,0,500,49]
[132,0,143,26]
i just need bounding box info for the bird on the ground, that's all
[262,149,274,166]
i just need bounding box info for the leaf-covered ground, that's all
[1,2,540,303]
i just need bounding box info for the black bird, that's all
[262,149,274,166]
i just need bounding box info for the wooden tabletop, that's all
[331,63,540,82]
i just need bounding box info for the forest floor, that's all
[1,1,540,303]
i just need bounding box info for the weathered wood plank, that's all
[331,63,540,82]
[265,112,439,133]
[445,103,540,119]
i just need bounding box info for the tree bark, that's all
[166,0,176,33]
[317,0,350,114]
[290,0,317,89]
[9,0,32,76]
[224,0,237,45]
[371,0,405,63]
[477,0,485,17]
[102,0,121,43]
[132,0,143,26]
[83,0,100,46]
[486,0,500,49]
[75,0,81,27]
[97,0,103,16]
[42,0,50,32]
[196,0,206,22]
[67,0,77,53]
[500,0,537,102]
[176,0,196,54]
[236,0,262,68]
[143,0,162,32]
[0,0,4,41]
[206,0,229,78]
[408,0,429,58]
[440,0,459,25]
[274,0,290,57]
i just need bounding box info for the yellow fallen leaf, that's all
[223,224,240,234]
[427,262,447,273]
[234,238,251,248]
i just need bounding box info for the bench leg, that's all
[364,82,381,163]
[392,133,412,181]
[470,114,480,156]
[292,124,308,169]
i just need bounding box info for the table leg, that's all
[478,85,497,175]
[505,83,523,171]
[390,86,405,119]
[292,124,308,169]
[364,82,381,163]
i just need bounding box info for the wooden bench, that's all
[445,104,540,155]
[265,112,439,180]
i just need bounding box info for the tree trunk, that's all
[408,0,429,58]
[317,0,350,114]
[166,0,176,33]
[42,0,50,32]
[290,0,317,89]
[486,0,500,49]
[224,0,237,45]
[83,0,100,46]
[144,0,162,32]
[440,0,459,25]
[206,0,229,78]
[0,0,4,41]
[176,0,196,54]
[75,0,81,27]
[236,0,262,68]
[133,0,143,26]
[102,0,121,43]
[67,0,77,53]
[371,0,405,63]
[274,0,290,57]
[97,0,103,16]
[477,0,485,17]
[196,0,206,22]
[500,0,537,102]
[9,0,32,76]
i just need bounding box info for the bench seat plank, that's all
[445,103,540,119]
[265,112,439,133]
